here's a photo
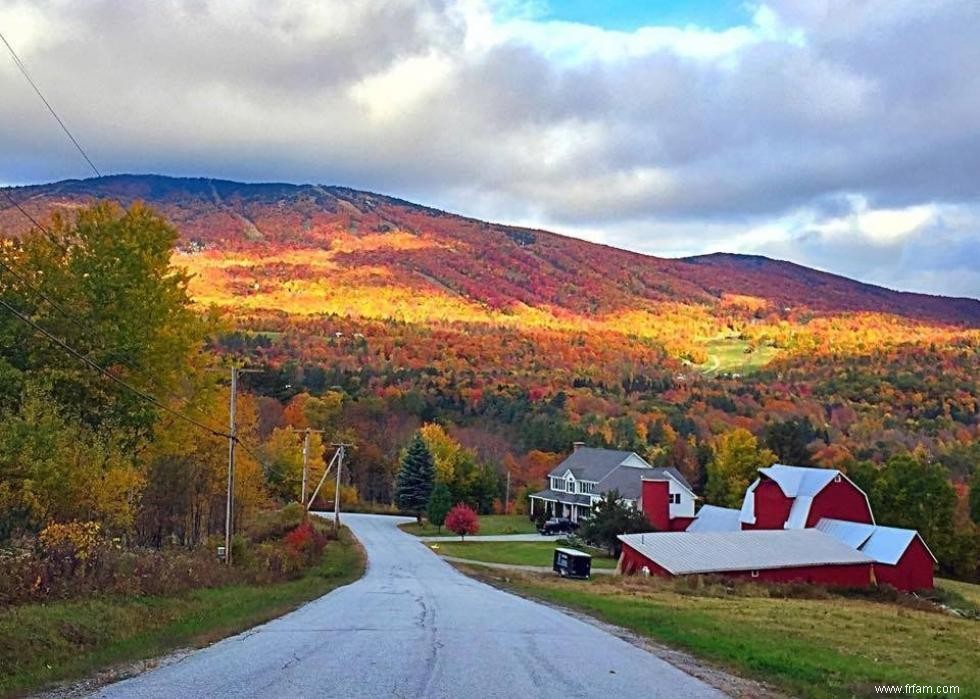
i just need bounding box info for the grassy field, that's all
[433,541,617,569]
[399,514,538,537]
[698,336,779,375]
[0,527,365,697]
[462,569,980,699]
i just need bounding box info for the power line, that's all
[2,191,71,253]
[0,254,234,434]
[0,294,231,439]
[0,31,102,178]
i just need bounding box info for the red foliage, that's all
[445,504,480,540]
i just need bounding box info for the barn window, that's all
[834,474,842,483]
[750,570,760,578]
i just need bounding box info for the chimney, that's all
[572,442,586,452]
[641,479,670,531]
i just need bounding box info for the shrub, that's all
[445,504,480,541]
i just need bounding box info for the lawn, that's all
[399,514,538,537]
[462,569,980,699]
[433,541,617,569]
[698,336,779,376]
[0,527,365,697]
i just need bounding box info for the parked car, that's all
[538,517,579,535]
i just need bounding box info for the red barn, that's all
[739,465,874,530]
[816,518,936,591]
[618,529,873,587]
[616,465,936,591]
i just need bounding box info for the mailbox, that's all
[552,547,592,579]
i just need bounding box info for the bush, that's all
[0,506,333,607]
[445,504,480,540]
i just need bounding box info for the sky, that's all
[1,0,978,299]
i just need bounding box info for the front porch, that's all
[529,492,593,523]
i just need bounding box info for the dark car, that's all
[538,517,579,535]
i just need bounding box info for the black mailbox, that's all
[553,547,592,579]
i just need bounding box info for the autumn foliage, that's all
[445,504,480,541]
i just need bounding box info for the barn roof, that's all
[861,526,935,565]
[815,518,876,548]
[618,529,871,575]
[686,505,742,533]
[814,518,937,565]
[738,464,874,528]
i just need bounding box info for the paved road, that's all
[92,514,724,698]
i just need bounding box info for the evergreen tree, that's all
[579,490,651,557]
[396,433,435,523]
[764,418,817,465]
[427,483,452,532]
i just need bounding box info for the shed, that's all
[816,518,936,591]
[618,529,873,587]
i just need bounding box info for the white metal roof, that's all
[554,547,591,558]
[814,518,936,565]
[815,518,876,549]
[687,505,742,533]
[861,526,936,565]
[738,465,874,529]
[618,529,871,575]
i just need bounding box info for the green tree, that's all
[763,417,817,466]
[579,490,652,557]
[705,429,777,508]
[426,483,452,532]
[869,454,961,573]
[0,202,212,443]
[396,433,435,523]
[969,467,980,526]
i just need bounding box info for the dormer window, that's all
[566,476,575,493]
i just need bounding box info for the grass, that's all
[0,527,365,698]
[938,577,980,608]
[432,541,617,569]
[698,336,779,376]
[462,569,980,699]
[398,514,538,537]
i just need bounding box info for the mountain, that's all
[3,174,978,329]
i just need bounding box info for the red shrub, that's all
[445,504,480,540]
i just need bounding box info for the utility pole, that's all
[505,469,511,515]
[224,366,237,566]
[332,443,353,533]
[298,428,326,506]
[224,366,259,566]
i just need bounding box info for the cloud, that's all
[0,0,978,296]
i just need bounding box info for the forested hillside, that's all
[2,176,978,580]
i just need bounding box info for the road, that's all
[92,514,725,698]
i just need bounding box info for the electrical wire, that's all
[0,31,102,177]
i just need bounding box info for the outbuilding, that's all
[815,518,936,591]
[618,529,873,587]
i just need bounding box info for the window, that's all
[551,477,564,492]
[750,570,760,578]
[669,493,681,505]
[580,482,595,494]
[566,476,575,493]
[834,474,842,483]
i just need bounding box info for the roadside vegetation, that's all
[465,568,980,699]
[0,518,364,697]
[433,541,617,569]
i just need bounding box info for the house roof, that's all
[528,489,593,507]
[816,518,937,565]
[738,464,874,528]
[548,447,642,481]
[618,529,872,575]
[548,447,694,495]
[686,505,742,533]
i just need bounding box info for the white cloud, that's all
[0,0,978,296]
